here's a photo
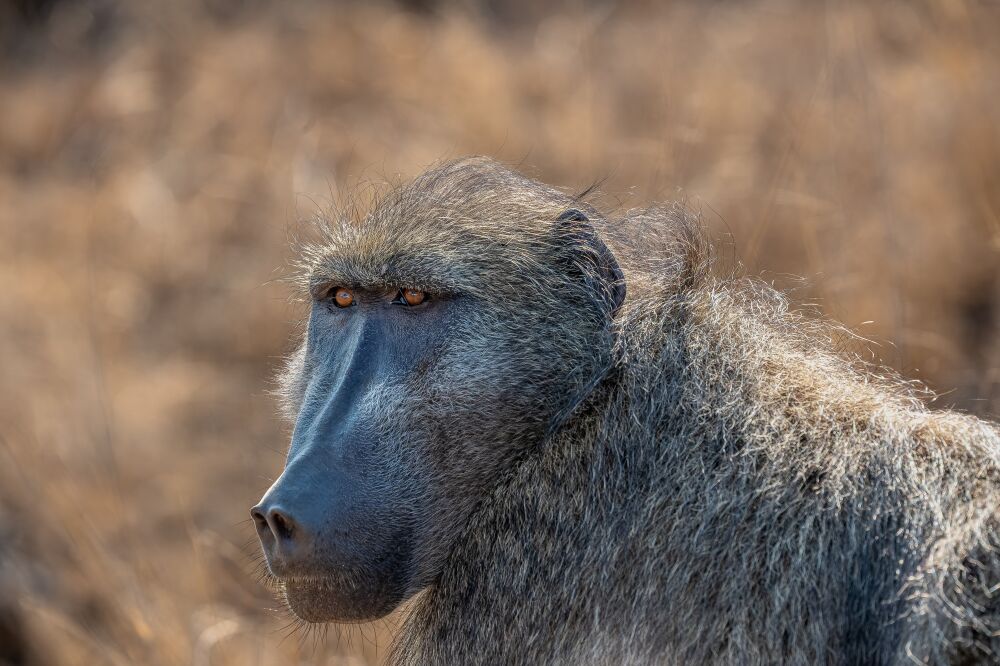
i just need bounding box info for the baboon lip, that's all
[282,575,401,623]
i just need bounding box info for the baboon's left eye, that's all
[396,288,427,306]
[333,287,355,308]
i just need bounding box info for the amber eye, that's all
[401,288,426,306]
[333,287,354,308]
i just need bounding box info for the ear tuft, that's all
[556,209,627,318]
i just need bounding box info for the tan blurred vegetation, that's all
[0,0,998,663]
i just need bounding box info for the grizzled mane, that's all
[281,158,938,429]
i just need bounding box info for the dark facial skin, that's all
[253,285,456,622]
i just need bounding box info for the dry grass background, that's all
[0,0,998,663]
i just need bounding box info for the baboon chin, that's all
[281,572,406,624]
[254,157,1000,665]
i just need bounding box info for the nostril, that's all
[250,506,269,533]
[269,509,295,541]
[250,503,304,553]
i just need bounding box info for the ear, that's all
[555,208,627,318]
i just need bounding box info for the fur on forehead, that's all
[296,157,606,298]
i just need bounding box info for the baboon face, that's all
[252,162,625,623]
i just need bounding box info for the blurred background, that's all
[0,0,997,663]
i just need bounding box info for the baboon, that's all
[252,157,1000,665]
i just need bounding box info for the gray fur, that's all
[277,157,1000,665]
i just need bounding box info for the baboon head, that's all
[252,158,626,623]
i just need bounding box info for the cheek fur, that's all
[275,343,309,422]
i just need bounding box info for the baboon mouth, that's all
[280,573,405,623]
